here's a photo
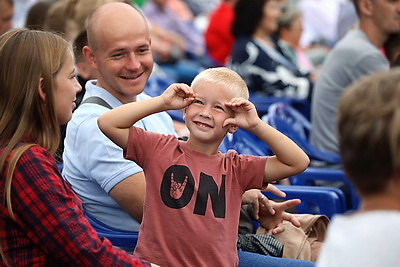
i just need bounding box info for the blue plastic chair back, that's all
[219,128,272,156]
[249,94,310,119]
[57,163,63,173]
[264,102,341,165]
[262,185,347,219]
[167,109,184,123]
[144,74,186,122]
[291,167,360,210]
[144,72,175,98]
[85,213,139,249]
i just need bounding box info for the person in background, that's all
[142,0,209,84]
[229,0,313,101]
[384,32,400,67]
[297,0,357,48]
[43,0,68,37]
[317,69,400,267]
[310,0,400,155]
[204,0,237,66]
[0,0,13,36]
[166,0,194,22]
[64,0,131,43]
[11,0,38,28]
[72,29,97,92]
[98,66,310,266]
[274,3,316,73]
[0,28,154,267]
[184,0,219,17]
[24,0,52,30]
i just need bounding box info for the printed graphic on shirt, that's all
[160,165,226,218]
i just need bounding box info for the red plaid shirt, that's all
[0,145,150,266]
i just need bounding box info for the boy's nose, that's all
[199,108,211,118]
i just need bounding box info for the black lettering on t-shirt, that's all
[194,173,226,218]
[160,165,195,209]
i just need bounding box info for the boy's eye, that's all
[194,99,203,105]
[215,105,225,111]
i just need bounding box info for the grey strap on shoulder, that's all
[80,96,112,109]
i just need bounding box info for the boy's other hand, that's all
[223,98,260,130]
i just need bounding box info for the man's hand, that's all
[241,184,286,220]
[258,198,301,235]
[242,189,271,220]
[263,183,286,198]
[242,187,301,234]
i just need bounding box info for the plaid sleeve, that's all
[7,146,150,266]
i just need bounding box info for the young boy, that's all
[98,67,310,267]
[316,68,400,266]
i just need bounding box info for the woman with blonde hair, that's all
[0,28,153,266]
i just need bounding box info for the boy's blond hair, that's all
[191,67,249,100]
[337,68,400,196]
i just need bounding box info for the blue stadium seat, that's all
[262,185,347,219]
[263,102,360,210]
[290,167,360,210]
[56,163,63,173]
[144,71,175,98]
[85,212,139,250]
[167,109,184,123]
[249,94,310,119]
[219,128,271,156]
[263,102,341,165]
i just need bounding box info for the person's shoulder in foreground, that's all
[317,68,400,267]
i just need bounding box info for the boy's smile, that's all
[193,120,214,130]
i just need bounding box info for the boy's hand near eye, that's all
[161,83,195,110]
[223,98,261,130]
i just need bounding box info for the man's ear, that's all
[227,124,238,134]
[37,77,46,103]
[359,0,374,16]
[83,45,97,69]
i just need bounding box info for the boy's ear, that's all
[183,107,187,121]
[37,77,46,103]
[227,124,238,134]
